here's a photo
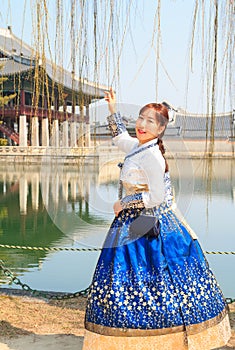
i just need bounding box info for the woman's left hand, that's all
[113,200,123,217]
[104,88,116,115]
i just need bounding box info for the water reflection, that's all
[1,159,234,214]
[0,158,234,294]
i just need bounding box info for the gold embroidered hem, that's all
[82,314,231,350]
[85,321,185,337]
[82,328,188,350]
[188,313,231,350]
[85,307,228,337]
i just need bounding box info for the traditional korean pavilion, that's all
[0,26,107,147]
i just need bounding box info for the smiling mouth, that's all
[137,129,146,134]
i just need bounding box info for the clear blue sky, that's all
[0,0,233,115]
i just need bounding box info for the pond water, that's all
[0,157,234,298]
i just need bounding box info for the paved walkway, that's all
[0,334,83,350]
[0,330,234,350]
[0,292,234,349]
[0,333,235,350]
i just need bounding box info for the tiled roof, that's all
[0,28,33,58]
[0,27,107,98]
[0,58,32,75]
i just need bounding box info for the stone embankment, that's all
[1,138,234,164]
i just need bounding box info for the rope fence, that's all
[0,244,234,303]
[0,244,234,254]
[0,244,101,252]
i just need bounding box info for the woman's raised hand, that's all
[104,87,116,115]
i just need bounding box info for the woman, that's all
[82,89,231,349]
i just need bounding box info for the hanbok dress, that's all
[82,112,231,350]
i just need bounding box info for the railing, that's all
[0,146,97,157]
[0,105,89,122]
[0,122,19,144]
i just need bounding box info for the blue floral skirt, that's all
[83,206,231,350]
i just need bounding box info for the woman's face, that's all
[135,108,165,144]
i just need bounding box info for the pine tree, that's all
[0,64,16,107]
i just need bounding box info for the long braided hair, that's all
[139,103,169,172]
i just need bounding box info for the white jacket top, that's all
[107,112,165,209]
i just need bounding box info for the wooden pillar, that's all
[51,120,59,147]
[31,116,39,146]
[54,96,58,111]
[19,115,28,147]
[20,89,25,106]
[41,118,49,146]
[70,122,77,147]
[62,93,68,122]
[62,120,69,147]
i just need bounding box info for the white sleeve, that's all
[107,112,139,154]
[113,131,139,154]
[141,148,165,208]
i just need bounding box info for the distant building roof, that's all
[0,27,108,98]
